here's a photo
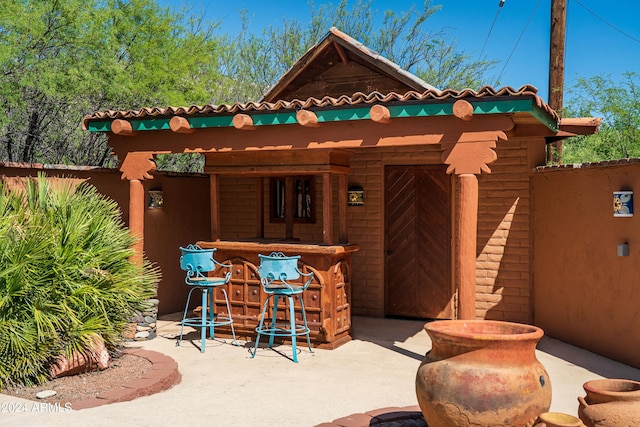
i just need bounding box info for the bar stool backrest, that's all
[180,244,218,282]
[258,252,301,285]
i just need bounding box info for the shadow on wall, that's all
[478,195,529,323]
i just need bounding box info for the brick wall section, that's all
[215,139,537,321]
[476,138,534,323]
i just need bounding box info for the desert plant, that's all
[0,174,160,388]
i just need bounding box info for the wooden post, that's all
[285,177,294,240]
[322,172,333,245]
[548,0,566,162]
[457,174,478,320]
[338,174,348,243]
[129,179,145,266]
[256,177,264,238]
[210,174,221,241]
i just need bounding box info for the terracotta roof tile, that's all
[82,85,558,129]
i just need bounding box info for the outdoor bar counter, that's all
[197,240,360,349]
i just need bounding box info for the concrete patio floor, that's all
[2,315,640,427]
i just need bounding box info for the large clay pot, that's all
[415,320,551,427]
[578,379,640,427]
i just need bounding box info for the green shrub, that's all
[0,174,160,388]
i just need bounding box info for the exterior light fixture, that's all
[617,243,629,257]
[613,191,633,217]
[348,186,364,206]
[148,190,164,208]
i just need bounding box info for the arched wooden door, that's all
[384,165,453,319]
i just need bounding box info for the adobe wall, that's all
[532,160,640,369]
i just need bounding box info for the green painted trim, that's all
[131,119,170,131]
[86,98,558,133]
[86,121,112,132]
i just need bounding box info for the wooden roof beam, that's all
[333,41,349,64]
[453,100,474,121]
[370,105,391,124]
[233,114,256,130]
[296,109,320,128]
[169,116,195,134]
[111,119,138,136]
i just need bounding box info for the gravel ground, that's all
[2,353,151,405]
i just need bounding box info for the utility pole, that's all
[548,0,566,163]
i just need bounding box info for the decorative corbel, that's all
[441,131,507,175]
[119,152,156,181]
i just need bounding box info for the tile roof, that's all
[82,85,558,130]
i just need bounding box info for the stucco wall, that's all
[532,160,640,369]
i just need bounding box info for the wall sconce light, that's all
[613,191,633,217]
[618,243,629,257]
[348,186,364,206]
[148,190,164,208]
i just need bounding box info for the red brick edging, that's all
[315,405,425,427]
[71,348,181,410]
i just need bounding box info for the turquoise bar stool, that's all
[251,252,314,362]
[176,244,237,352]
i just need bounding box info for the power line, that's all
[573,0,640,44]
[496,0,542,84]
[478,0,506,60]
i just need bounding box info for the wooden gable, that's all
[261,27,435,102]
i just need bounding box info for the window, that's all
[270,177,315,223]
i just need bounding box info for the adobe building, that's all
[82,28,598,347]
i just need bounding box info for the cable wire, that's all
[478,0,506,60]
[573,0,640,44]
[496,0,542,84]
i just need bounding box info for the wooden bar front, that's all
[197,240,359,349]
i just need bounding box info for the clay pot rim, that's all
[424,319,543,341]
[583,378,640,396]
[537,411,583,426]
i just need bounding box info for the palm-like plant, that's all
[0,174,160,388]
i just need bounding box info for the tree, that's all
[0,175,160,388]
[0,0,496,171]
[0,0,224,166]
[218,0,496,103]
[562,72,640,163]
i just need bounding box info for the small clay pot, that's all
[582,379,640,404]
[578,396,640,427]
[535,412,584,427]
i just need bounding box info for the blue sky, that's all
[161,0,640,102]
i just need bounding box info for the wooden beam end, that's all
[296,109,320,128]
[233,114,256,130]
[111,119,138,136]
[453,100,474,121]
[169,116,195,133]
[370,105,391,124]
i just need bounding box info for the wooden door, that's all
[385,165,452,319]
